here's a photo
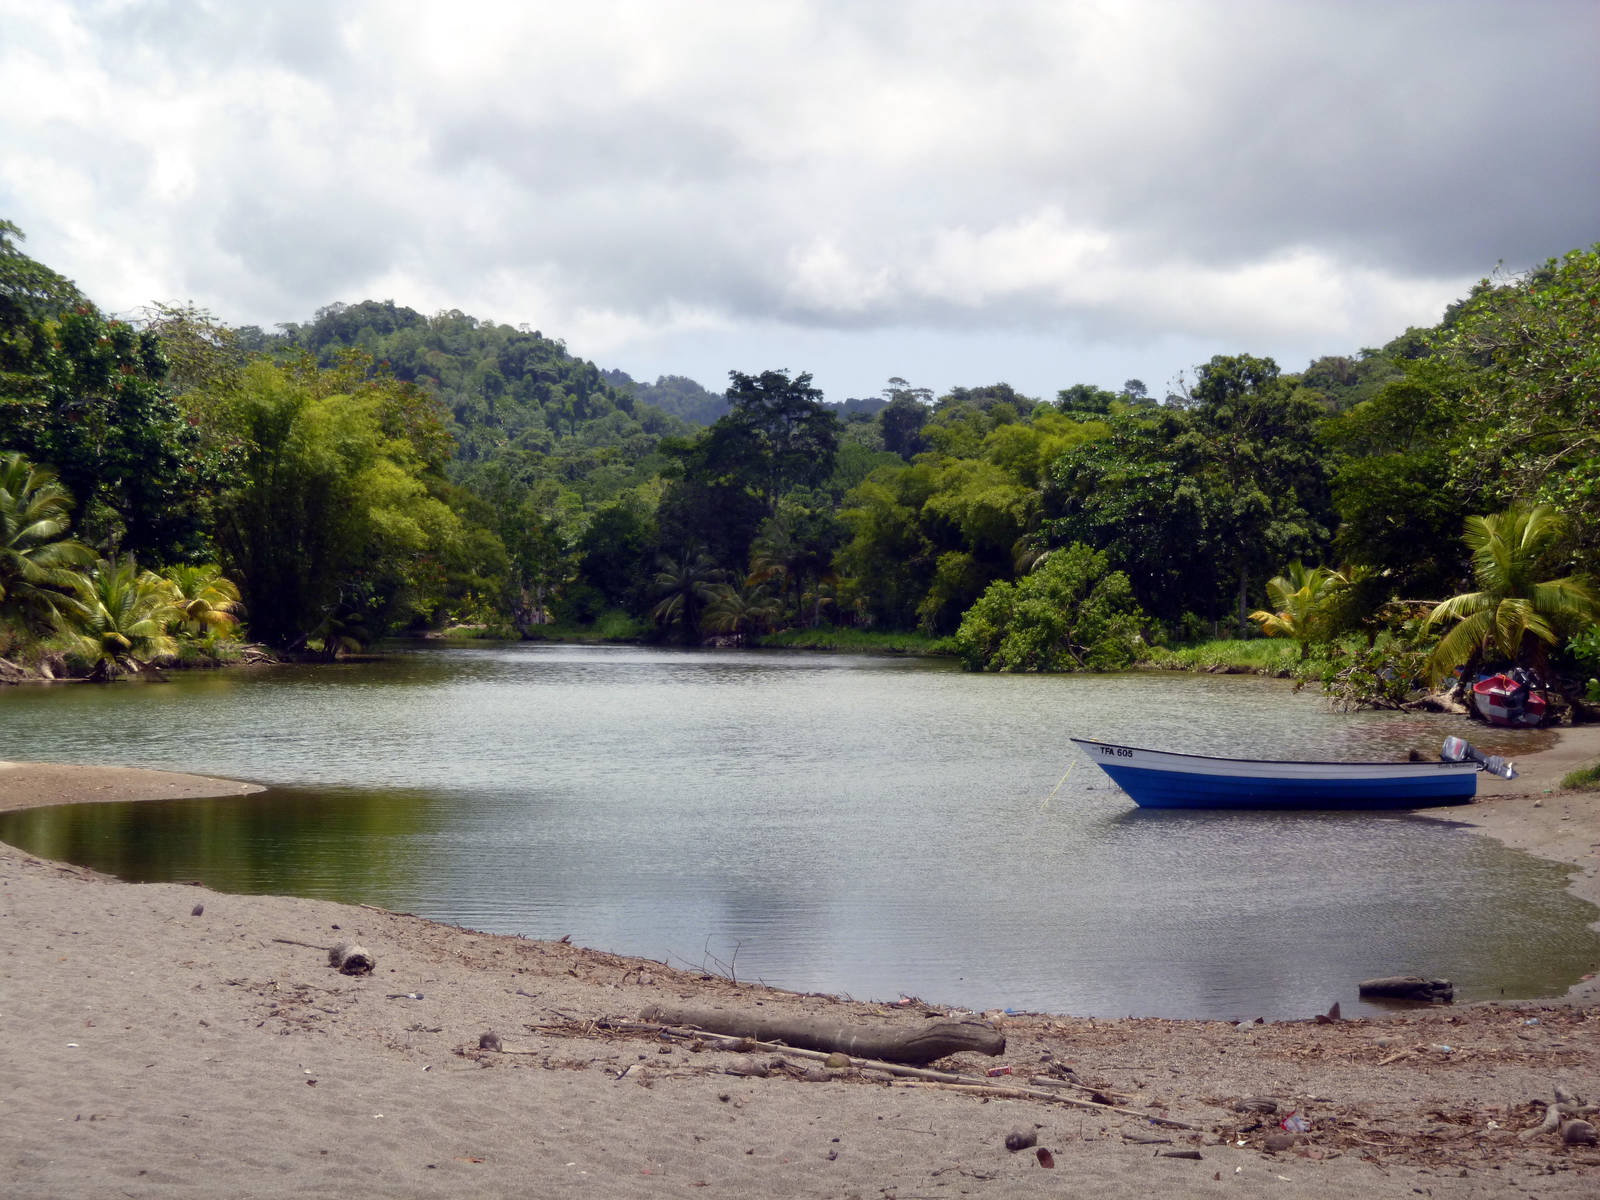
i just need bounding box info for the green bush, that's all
[1297,634,1430,711]
[592,610,648,641]
[1568,625,1600,702]
[955,543,1145,672]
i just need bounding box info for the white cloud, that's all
[2,0,1593,397]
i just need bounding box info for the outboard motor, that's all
[1442,735,1517,779]
[1504,667,1534,718]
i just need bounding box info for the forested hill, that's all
[597,372,891,428]
[601,369,728,426]
[274,300,689,479]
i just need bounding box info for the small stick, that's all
[1028,1075,1125,1101]
[894,1079,1193,1127]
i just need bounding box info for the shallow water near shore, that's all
[2,644,1595,1019]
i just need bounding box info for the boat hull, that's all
[1070,738,1479,810]
[1471,674,1546,728]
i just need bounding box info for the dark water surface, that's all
[1,645,1594,1019]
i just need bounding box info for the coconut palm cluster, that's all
[1,451,243,679]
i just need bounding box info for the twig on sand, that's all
[271,938,326,951]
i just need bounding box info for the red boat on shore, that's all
[1472,671,1547,727]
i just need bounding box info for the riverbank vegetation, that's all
[3,217,1598,704]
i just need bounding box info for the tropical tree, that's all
[159,563,244,641]
[1249,562,1342,658]
[61,557,181,679]
[1,220,85,395]
[700,579,780,642]
[749,503,844,628]
[208,358,463,647]
[0,451,93,632]
[1323,359,1476,597]
[955,542,1146,672]
[1425,504,1600,685]
[879,384,931,459]
[1186,354,1333,631]
[1432,246,1600,559]
[2,303,220,560]
[649,549,722,640]
[721,369,841,515]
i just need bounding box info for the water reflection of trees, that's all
[0,787,435,904]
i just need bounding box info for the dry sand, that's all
[2,736,1598,1199]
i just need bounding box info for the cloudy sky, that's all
[3,0,1595,402]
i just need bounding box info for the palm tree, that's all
[63,556,181,679]
[159,563,244,641]
[304,606,371,661]
[0,452,94,632]
[1249,562,1340,658]
[750,510,839,628]
[650,549,722,639]
[701,579,780,643]
[1425,504,1600,685]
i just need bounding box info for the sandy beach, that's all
[2,735,1598,1199]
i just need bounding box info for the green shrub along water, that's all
[1139,638,1303,675]
[757,627,956,654]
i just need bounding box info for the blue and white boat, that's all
[1070,737,1481,810]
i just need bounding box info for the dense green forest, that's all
[3,217,1597,700]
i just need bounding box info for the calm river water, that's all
[1,644,1595,1019]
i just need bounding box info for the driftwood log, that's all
[1357,975,1452,1003]
[328,942,376,975]
[638,1002,1003,1067]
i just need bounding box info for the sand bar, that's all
[2,735,1597,1197]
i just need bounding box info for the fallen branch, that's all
[638,1002,1002,1066]
[1520,1103,1562,1140]
[619,1019,1197,1129]
[1521,1086,1594,1140]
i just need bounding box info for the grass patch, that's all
[428,623,518,641]
[520,610,649,643]
[1139,637,1302,675]
[757,627,957,655]
[1560,763,1600,790]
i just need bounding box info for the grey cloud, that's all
[1027,3,1599,275]
[7,0,1594,385]
[427,104,753,192]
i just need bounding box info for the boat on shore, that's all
[1471,671,1548,728]
[1070,737,1482,810]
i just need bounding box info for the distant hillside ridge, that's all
[274,301,690,499]
[602,369,729,426]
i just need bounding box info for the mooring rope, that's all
[1039,759,1075,810]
